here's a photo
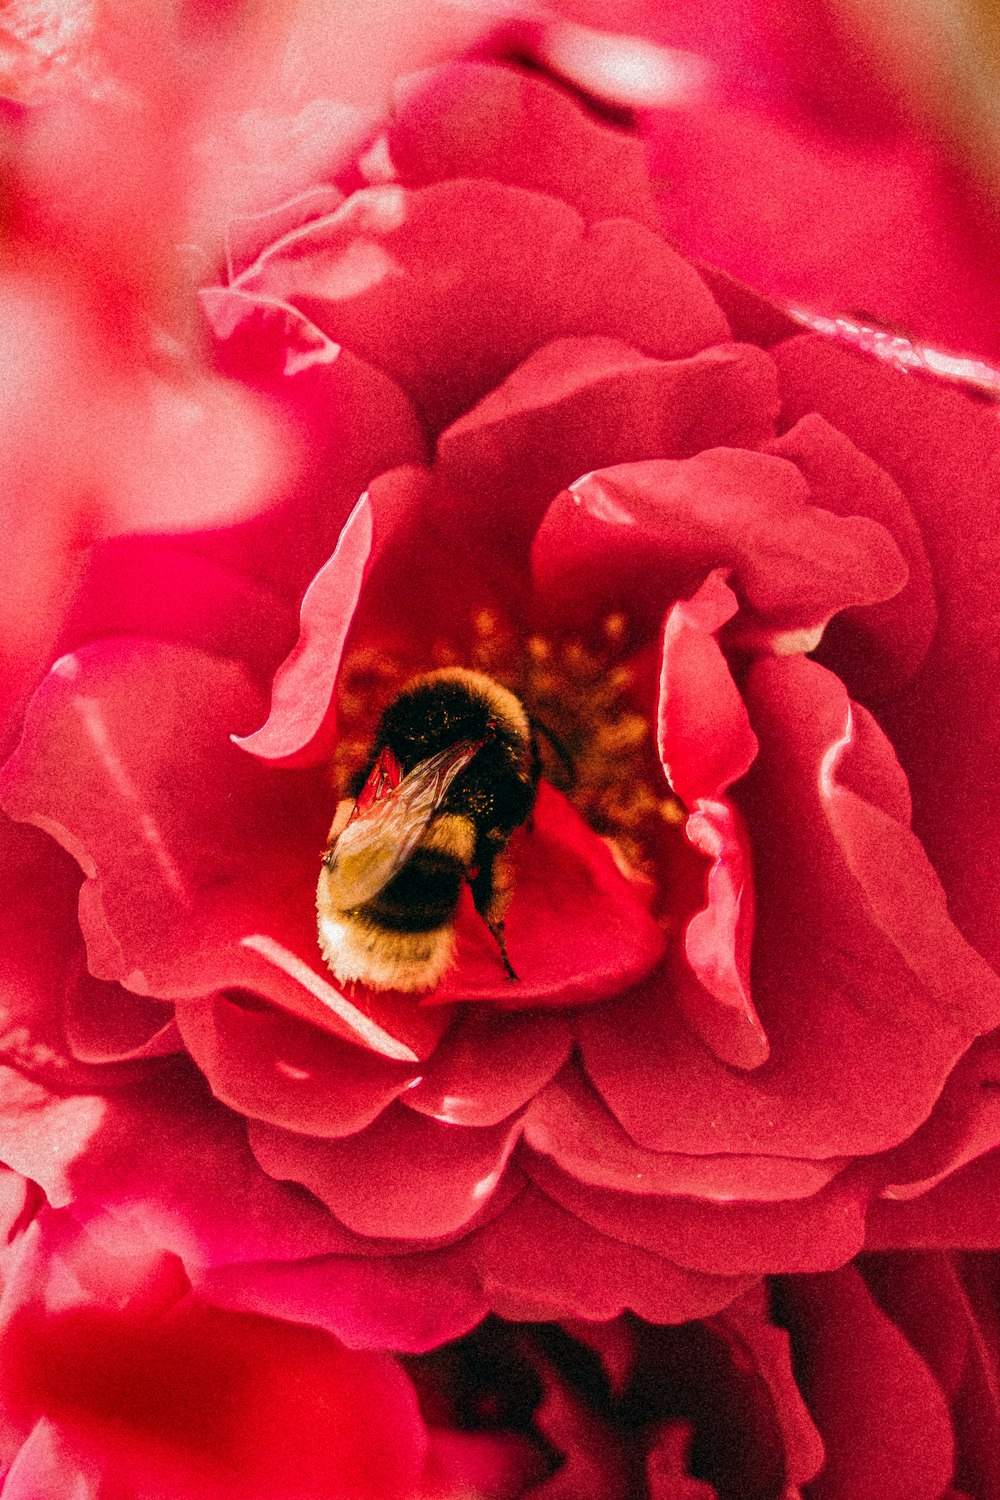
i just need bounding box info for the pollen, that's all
[331,608,687,888]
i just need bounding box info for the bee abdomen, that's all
[360,848,465,933]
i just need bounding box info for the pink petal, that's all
[428,782,666,1009]
[866,1150,1000,1251]
[64,967,178,1065]
[718,1290,826,1489]
[657,570,758,807]
[386,62,659,227]
[657,572,762,1067]
[63,1066,355,1269]
[197,1245,488,1354]
[773,334,1000,978]
[785,1267,954,1500]
[236,465,431,769]
[238,179,729,431]
[435,337,780,551]
[403,1008,572,1127]
[248,1106,523,1240]
[532,447,907,637]
[523,1066,846,1201]
[523,1153,867,1275]
[581,660,1000,1159]
[175,994,419,1138]
[58,536,298,682]
[768,412,937,697]
[868,1035,1000,1202]
[465,1186,755,1324]
[1,640,445,1063]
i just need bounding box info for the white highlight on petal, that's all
[73,695,189,904]
[239,933,418,1062]
[539,22,711,109]
[570,474,637,526]
[51,653,80,680]
[820,702,854,801]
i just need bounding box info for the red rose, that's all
[1,58,999,1351]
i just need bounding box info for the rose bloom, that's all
[1,56,1000,1356]
[0,1184,993,1498]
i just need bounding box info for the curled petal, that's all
[532,447,908,638]
[523,1153,867,1276]
[175,994,419,1138]
[428,783,666,1010]
[466,1185,755,1325]
[523,1066,846,1201]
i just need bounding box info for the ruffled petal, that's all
[581,660,1000,1159]
[64,967,178,1065]
[236,179,729,431]
[197,1244,488,1354]
[522,1154,867,1276]
[523,1066,846,1201]
[784,1266,954,1500]
[235,466,430,769]
[427,783,666,1009]
[248,1106,522,1240]
[532,447,907,638]
[465,1186,755,1324]
[866,1151,1000,1250]
[658,571,762,1068]
[773,334,1000,977]
[767,413,936,698]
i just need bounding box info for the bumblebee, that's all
[317,668,537,992]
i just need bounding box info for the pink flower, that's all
[1,58,1000,1351]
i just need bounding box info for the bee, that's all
[317,668,538,992]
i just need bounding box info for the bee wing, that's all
[322,738,483,909]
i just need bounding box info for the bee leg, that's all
[487,919,519,982]
[470,848,520,982]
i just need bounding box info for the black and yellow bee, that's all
[317,668,537,992]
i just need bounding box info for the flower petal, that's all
[658,572,763,1067]
[785,1266,954,1500]
[581,660,1000,1159]
[532,448,907,638]
[428,782,666,1009]
[435,337,780,550]
[235,465,430,769]
[403,1008,572,1127]
[248,1107,523,1240]
[523,1153,867,1276]
[0,639,446,1062]
[197,1245,488,1354]
[767,412,937,697]
[238,179,729,431]
[175,994,419,1138]
[523,1066,846,1201]
[773,333,1000,978]
[465,1185,755,1324]
[386,61,659,226]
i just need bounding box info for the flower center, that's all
[332,609,687,914]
